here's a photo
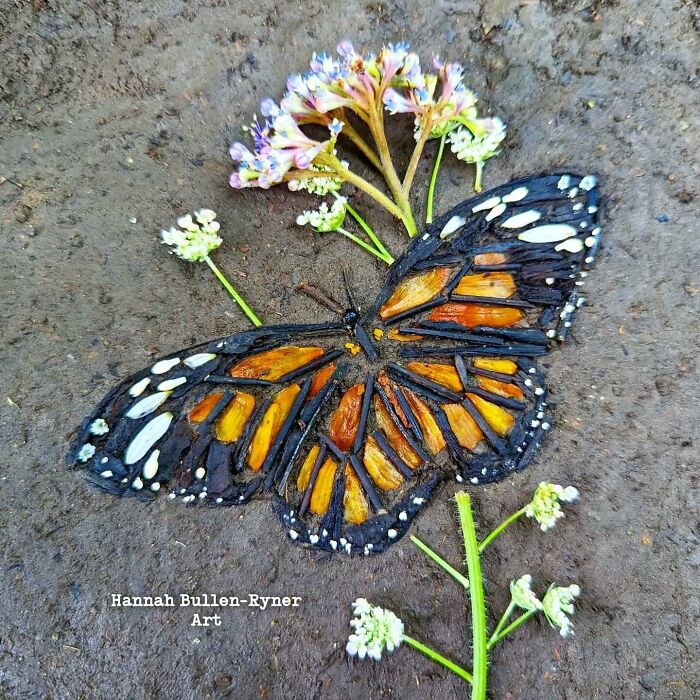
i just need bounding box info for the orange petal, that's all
[310,457,337,515]
[344,464,369,524]
[297,444,320,492]
[247,384,301,471]
[379,267,452,320]
[428,302,524,328]
[477,376,524,400]
[443,403,483,450]
[406,361,463,392]
[189,392,224,423]
[474,252,506,265]
[467,393,515,436]
[363,436,404,490]
[308,362,336,399]
[213,392,256,443]
[387,329,424,342]
[374,396,421,468]
[402,389,445,456]
[377,372,407,425]
[328,384,365,452]
[454,272,516,299]
[473,357,518,375]
[230,346,324,381]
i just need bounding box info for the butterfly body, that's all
[68,173,601,555]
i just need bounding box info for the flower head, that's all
[288,161,346,196]
[160,211,222,262]
[542,584,581,637]
[448,116,507,165]
[88,418,109,436]
[524,482,580,531]
[510,574,543,612]
[77,443,96,462]
[346,598,404,661]
[296,197,347,232]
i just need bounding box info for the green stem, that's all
[426,133,446,224]
[335,194,394,264]
[488,601,516,646]
[486,610,538,650]
[474,161,484,193]
[478,508,527,553]
[401,116,432,199]
[203,257,262,327]
[456,492,488,700]
[338,116,383,171]
[410,535,469,589]
[336,227,391,264]
[402,635,473,684]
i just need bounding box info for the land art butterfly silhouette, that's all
[67,173,601,556]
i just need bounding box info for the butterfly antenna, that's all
[296,282,344,316]
[343,268,360,314]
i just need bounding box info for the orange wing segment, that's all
[443,403,483,450]
[189,392,224,423]
[213,392,256,443]
[467,394,516,436]
[387,329,424,342]
[230,346,324,381]
[374,396,421,468]
[406,361,463,392]
[428,302,524,328]
[473,357,518,375]
[297,444,320,492]
[454,272,516,299]
[476,376,525,400]
[328,384,365,452]
[363,436,404,490]
[473,252,507,265]
[310,457,337,515]
[402,389,446,455]
[379,267,452,320]
[344,465,369,524]
[308,362,336,399]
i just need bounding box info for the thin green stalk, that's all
[401,116,432,199]
[456,492,488,700]
[486,610,538,650]
[478,507,527,553]
[338,116,383,171]
[488,601,516,647]
[335,194,394,264]
[426,133,446,224]
[336,227,391,264]
[402,635,473,684]
[474,161,484,193]
[204,256,262,327]
[410,535,470,589]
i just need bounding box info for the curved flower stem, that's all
[425,133,446,224]
[486,610,538,650]
[339,117,382,171]
[336,227,392,264]
[334,193,394,264]
[410,535,469,589]
[402,116,432,199]
[456,492,488,700]
[478,508,527,553]
[474,161,485,193]
[204,256,262,327]
[402,635,473,684]
[488,601,516,647]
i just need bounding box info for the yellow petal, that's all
[213,392,256,443]
[363,436,403,490]
[230,346,324,381]
[344,464,369,524]
[379,267,452,320]
[310,457,337,515]
[443,403,483,450]
[467,393,516,436]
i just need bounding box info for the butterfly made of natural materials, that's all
[68,173,601,556]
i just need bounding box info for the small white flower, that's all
[160,227,183,246]
[194,208,217,225]
[77,443,96,462]
[525,482,580,531]
[160,211,223,262]
[296,197,347,232]
[88,418,109,436]
[288,162,346,196]
[449,117,507,165]
[510,574,543,612]
[346,598,404,662]
[542,584,581,637]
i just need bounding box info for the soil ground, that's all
[1,1,698,698]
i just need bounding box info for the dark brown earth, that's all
[1,1,698,698]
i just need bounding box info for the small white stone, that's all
[537,412,544,419]
[151,357,181,374]
[422,233,430,240]
[485,202,507,222]
[157,377,187,391]
[525,379,533,387]
[501,210,541,229]
[330,540,337,550]
[309,534,319,544]
[535,387,545,396]
[125,391,171,419]
[440,215,466,239]
[132,477,143,490]
[585,256,594,264]
[502,186,528,203]
[289,529,299,541]
[577,297,586,307]
[216,497,223,504]
[579,175,597,191]
[579,221,587,229]
[531,420,541,428]
[340,538,348,546]
[568,187,579,198]
[542,422,551,430]
[398,511,408,521]
[572,202,583,212]
[100,470,113,478]
[585,236,596,247]
[412,497,425,505]
[555,238,585,253]
[151,482,161,492]
[472,195,501,212]
[588,205,598,214]
[142,450,160,480]
[592,227,601,236]
[198,492,206,499]
[322,529,328,537]
[100,457,109,464]
[456,474,464,483]
[184,353,217,369]
[564,321,572,327]
[128,377,151,397]
[557,175,571,190]
[547,329,556,338]
[168,493,177,500]
[345,543,352,554]
[545,277,555,285]
[470,477,479,484]
[529,368,536,374]
[518,224,577,243]
[195,467,205,480]
[387,528,398,539]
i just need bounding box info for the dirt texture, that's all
[1,1,698,698]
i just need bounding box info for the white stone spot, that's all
[517,224,577,243]
[501,210,542,229]
[422,233,430,240]
[289,529,299,541]
[568,187,579,198]
[367,543,373,550]
[585,236,596,248]
[585,256,594,264]
[528,368,536,374]
[592,227,601,236]
[100,470,113,478]
[388,528,398,539]
[555,237,585,254]
[100,457,109,464]
[157,376,187,391]
[168,493,177,500]
[485,202,507,222]
[535,387,545,396]
[322,529,328,538]
[545,277,555,285]
[216,497,223,504]
[142,450,160,480]
[572,202,584,212]
[399,511,408,521]
[531,420,541,428]
[537,412,544,419]
[125,391,172,419]
[340,538,348,546]
[132,477,144,490]
[579,221,587,229]
[77,443,95,462]
[413,497,425,505]
[579,175,597,191]
[564,321,572,327]
[195,467,206,480]
[330,540,337,550]
[547,329,557,338]
[588,205,598,214]
[470,477,479,484]
[472,195,501,212]
[309,534,319,544]
[151,357,181,375]
[198,492,206,499]
[525,378,533,387]
[502,187,528,203]
[456,474,464,483]
[128,377,151,397]
[577,297,586,307]
[184,353,217,369]
[124,412,173,465]
[439,215,466,239]
[542,422,551,430]
[557,175,571,190]
[151,482,161,492]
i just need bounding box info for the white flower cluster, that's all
[510,574,543,613]
[346,598,404,661]
[525,482,580,531]
[160,209,222,262]
[448,117,506,165]
[543,584,581,637]
[296,196,347,232]
[288,164,345,196]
